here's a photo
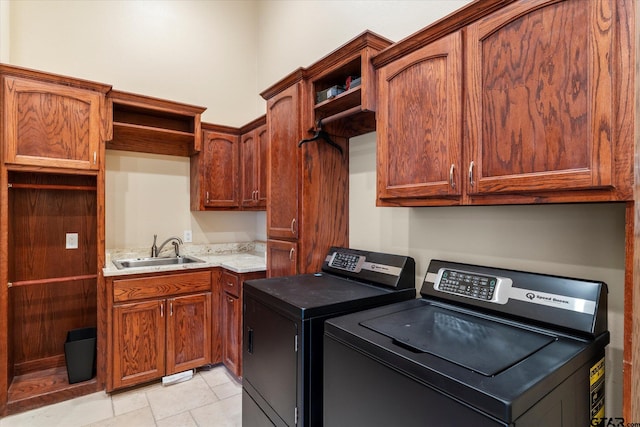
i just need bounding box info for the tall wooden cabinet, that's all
[263,75,304,276]
[0,64,111,415]
[261,32,390,276]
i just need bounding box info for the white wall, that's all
[4,0,266,247]
[4,0,626,416]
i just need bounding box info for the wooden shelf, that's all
[314,86,362,119]
[108,90,206,156]
[7,366,99,415]
[305,31,393,138]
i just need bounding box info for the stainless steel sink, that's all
[112,255,205,270]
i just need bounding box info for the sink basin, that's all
[113,255,205,270]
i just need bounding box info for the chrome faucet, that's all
[151,235,183,257]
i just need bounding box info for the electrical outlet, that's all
[66,233,78,249]
[183,230,192,243]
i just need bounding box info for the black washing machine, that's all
[324,259,609,427]
[242,247,417,426]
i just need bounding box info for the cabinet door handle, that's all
[160,302,164,318]
[468,161,475,187]
[93,152,97,165]
[226,281,234,288]
[227,296,234,303]
[206,191,210,203]
[449,164,456,189]
[247,328,254,354]
[289,248,295,261]
[290,218,296,235]
[170,301,173,316]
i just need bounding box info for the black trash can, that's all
[64,327,97,384]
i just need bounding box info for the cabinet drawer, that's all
[114,271,211,302]
[221,271,240,297]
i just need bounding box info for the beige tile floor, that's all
[0,366,242,427]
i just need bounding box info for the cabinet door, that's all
[166,293,212,375]
[3,76,103,170]
[222,291,241,377]
[256,124,268,208]
[202,130,239,208]
[267,83,300,239]
[267,239,297,278]
[240,130,258,207]
[113,300,165,389]
[377,32,462,203]
[465,0,613,195]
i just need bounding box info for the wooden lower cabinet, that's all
[112,300,165,389]
[112,293,211,390]
[220,270,265,378]
[109,271,212,391]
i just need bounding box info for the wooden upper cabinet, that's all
[266,82,301,240]
[377,31,463,204]
[240,121,267,209]
[201,128,240,209]
[3,76,107,171]
[465,0,614,196]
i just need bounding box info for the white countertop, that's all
[103,242,266,277]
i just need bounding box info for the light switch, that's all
[66,233,79,249]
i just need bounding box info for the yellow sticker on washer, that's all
[590,357,605,421]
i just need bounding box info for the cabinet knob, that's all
[468,161,475,187]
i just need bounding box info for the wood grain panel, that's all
[377,32,462,201]
[267,83,301,240]
[201,130,239,208]
[221,271,240,298]
[267,240,298,278]
[8,172,97,372]
[4,77,102,170]
[112,300,165,388]
[167,293,211,374]
[466,0,614,194]
[113,270,211,302]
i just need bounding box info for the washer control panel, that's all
[434,268,511,304]
[328,251,366,273]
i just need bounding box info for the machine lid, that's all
[360,303,556,376]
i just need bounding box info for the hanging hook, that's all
[298,119,343,156]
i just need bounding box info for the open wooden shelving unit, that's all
[108,90,206,157]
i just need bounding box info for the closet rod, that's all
[8,274,98,288]
[316,105,363,126]
[8,183,97,191]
